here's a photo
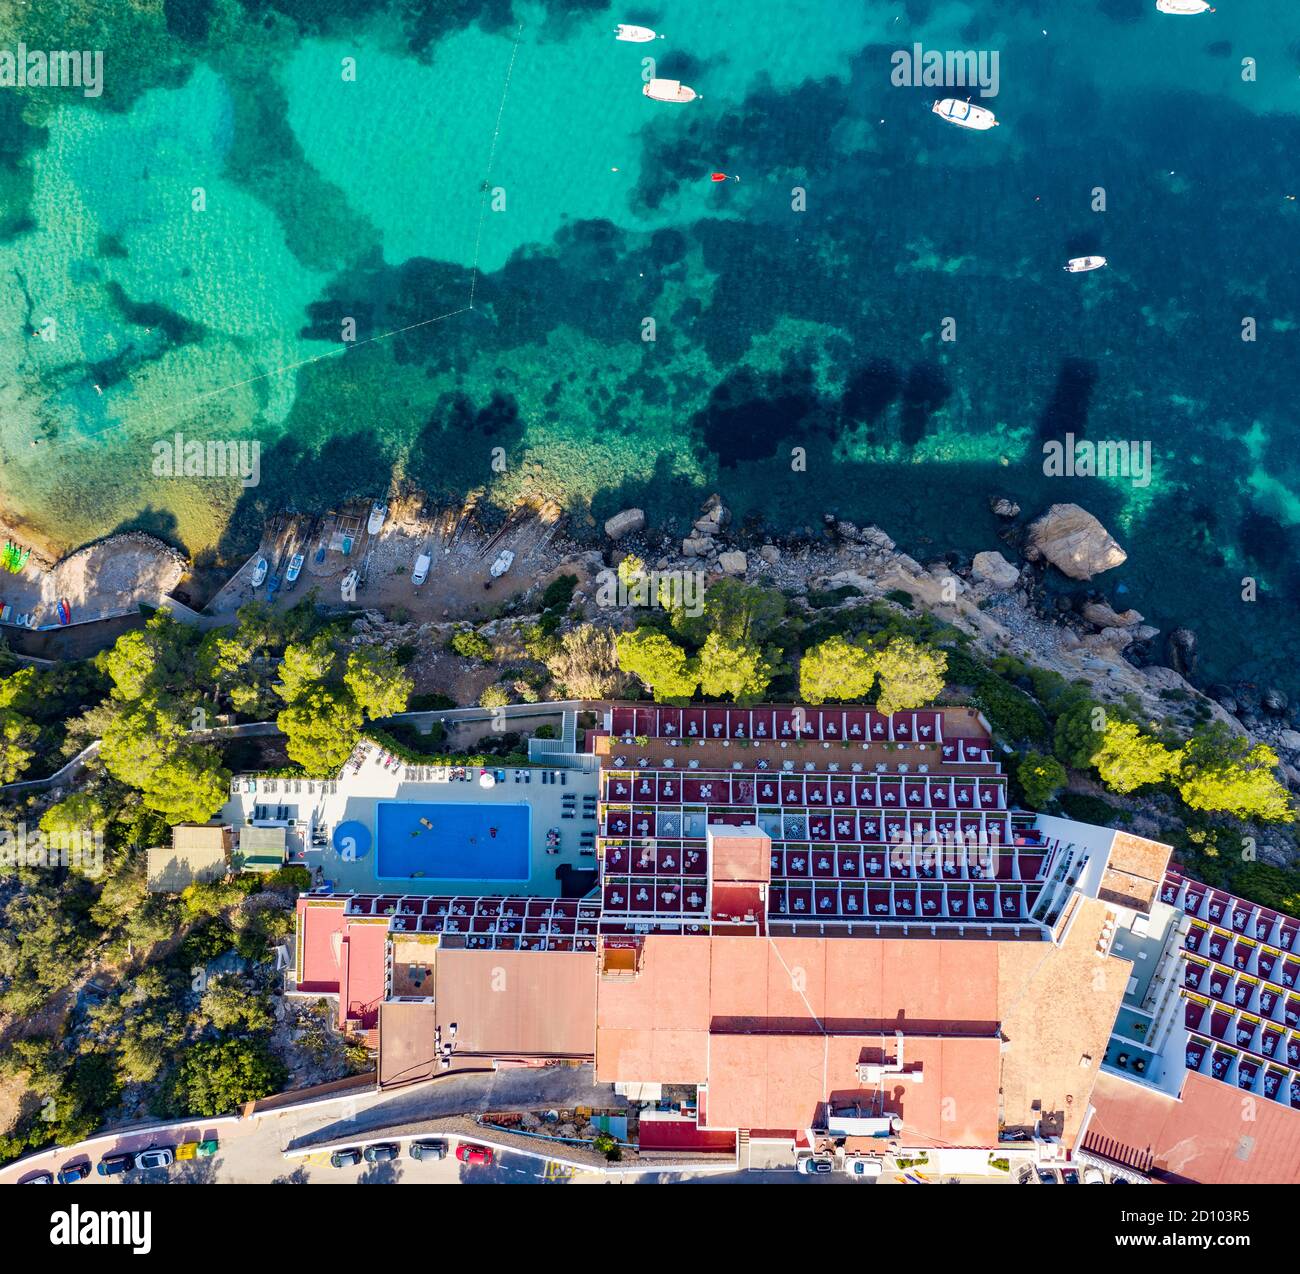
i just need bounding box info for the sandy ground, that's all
[0,533,185,629]
[208,496,580,625]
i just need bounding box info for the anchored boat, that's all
[615,24,659,41]
[1156,0,1214,13]
[931,98,998,130]
[1064,256,1107,273]
[644,77,696,103]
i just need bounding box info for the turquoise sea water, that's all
[0,1,1297,695]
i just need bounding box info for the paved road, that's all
[1,1065,624,1186]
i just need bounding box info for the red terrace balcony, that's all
[607,705,945,746]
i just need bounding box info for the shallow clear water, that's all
[0,1,1296,693]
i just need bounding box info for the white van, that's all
[412,553,431,587]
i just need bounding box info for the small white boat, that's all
[490,549,515,579]
[615,24,659,42]
[367,502,387,535]
[1064,256,1107,273]
[250,556,268,587]
[932,98,998,130]
[285,552,304,584]
[412,552,431,587]
[1156,0,1214,13]
[644,77,696,103]
[340,569,359,600]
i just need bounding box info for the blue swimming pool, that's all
[374,801,530,882]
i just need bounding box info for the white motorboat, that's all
[490,549,515,579]
[615,24,659,41]
[250,556,268,587]
[367,501,387,535]
[1155,0,1214,14]
[340,569,359,600]
[285,552,304,585]
[1064,256,1107,273]
[932,98,998,130]
[644,77,696,103]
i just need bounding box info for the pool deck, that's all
[218,744,600,898]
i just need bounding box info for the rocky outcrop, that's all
[1081,601,1143,629]
[718,550,748,576]
[971,550,1020,590]
[1026,504,1127,580]
[990,497,1021,519]
[682,536,714,558]
[1167,627,1198,680]
[604,508,645,540]
[693,494,730,537]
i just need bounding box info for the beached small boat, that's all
[367,501,387,535]
[1064,255,1107,273]
[932,98,998,130]
[285,552,304,585]
[1156,0,1214,13]
[615,24,659,41]
[644,77,696,103]
[341,569,359,600]
[490,549,515,579]
[250,556,268,587]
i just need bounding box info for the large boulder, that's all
[1081,601,1143,629]
[718,550,748,576]
[1026,504,1127,580]
[604,507,645,540]
[970,550,1020,590]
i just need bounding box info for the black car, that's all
[57,1161,92,1184]
[363,1143,401,1164]
[409,1139,448,1162]
[330,1148,363,1169]
[97,1154,133,1177]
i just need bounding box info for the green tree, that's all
[799,636,879,705]
[199,977,273,1033]
[277,686,363,775]
[345,647,413,720]
[697,631,776,704]
[170,1039,286,1116]
[1093,720,1181,795]
[873,637,947,716]
[1018,752,1067,809]
[0,708,39,782]
[479,684,510,709]
[275,634,337,704]
[99,610,196,701]
[1053,697,1106,769]
[669,578,785,650]
[1177,724,1294,822]
[615,628,698,703]
[450,629,493,661]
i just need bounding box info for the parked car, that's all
[57,1161,91,1184]
[134,1147,174,1171]
[455,1143,494,1167]
[1082,1167,1107,1185]
[412,553,431,587]
[1037,1168,1060,1184]
[1060,1168,1081,1185]
[363,1143,401,1163]
[797,1154,835,1175]
[409,1139,448,1162]
[97,1154,133,1177]
[22,1171,54,1184]
[1017,1164,1037,1185]
[844,1156,884,1179]
[330,1148,363,1168]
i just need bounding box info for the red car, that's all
[455,1143,494,1167]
